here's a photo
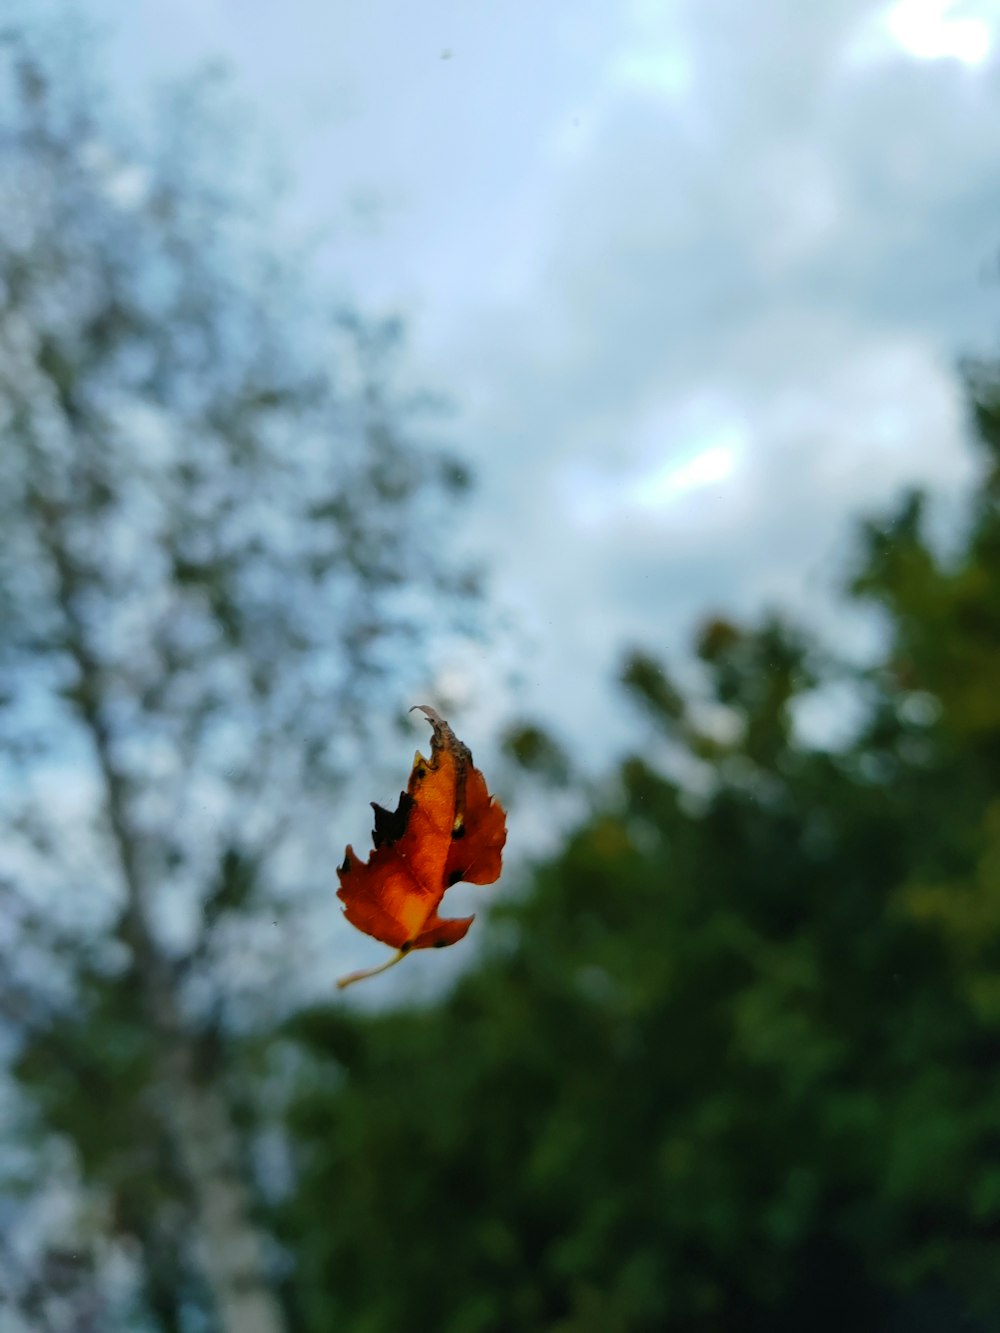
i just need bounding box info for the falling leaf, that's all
[336,705,507,988]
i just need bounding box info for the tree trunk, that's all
[166,1043,287,1333]
[43,509,287,1333]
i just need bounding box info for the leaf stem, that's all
[336,949,408,990]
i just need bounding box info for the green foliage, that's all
[500,721,573,787]
[16,967,167,1224]
[620,649,686,727]
[280,380,1000,1330]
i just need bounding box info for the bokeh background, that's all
[1,2,999,1329]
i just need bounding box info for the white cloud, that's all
[885,0,992,64]
[848,0,997,65]
[629,441,739,508]
[564,395,745,529]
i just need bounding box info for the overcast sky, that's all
[74,0,1000,776]
[8,0,997,994]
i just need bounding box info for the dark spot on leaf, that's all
[371,791,414,848]
[339,853,351,874]
[447,868,465,887]
[434,939,447,948]
[400,940,412,953]
[451,821,466,839]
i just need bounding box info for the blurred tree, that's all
[281,363,1000,1330]
[499,720,573,788]
[0,21,477,1333]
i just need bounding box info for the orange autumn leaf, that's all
[335,705,507,989]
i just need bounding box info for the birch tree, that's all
[0,24,476,1331]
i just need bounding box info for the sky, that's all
[70,0,1000,777]
[5,0,997,993]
